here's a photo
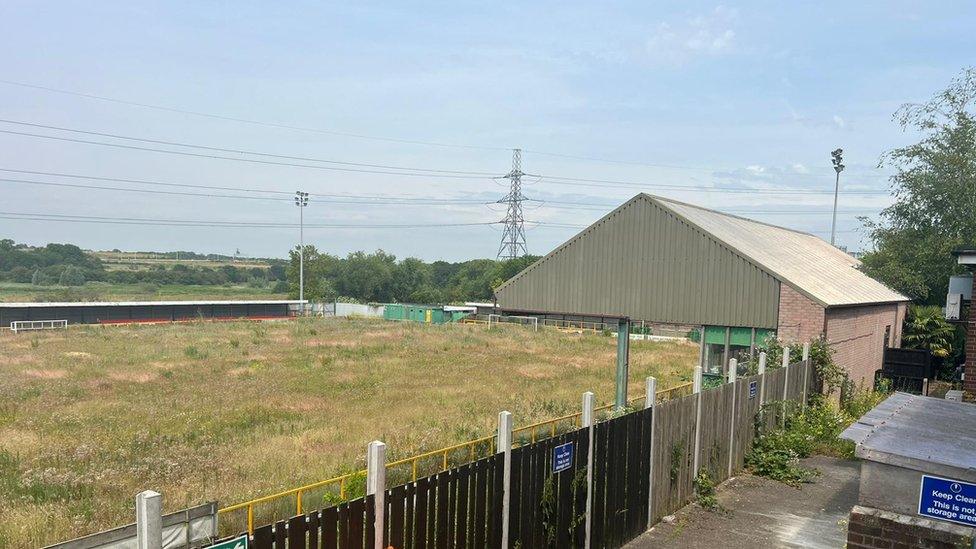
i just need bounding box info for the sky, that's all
[1,1,974,261]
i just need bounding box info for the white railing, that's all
[487,314,539,331]
[10,319,68,333]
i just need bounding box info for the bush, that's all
[745,386,892,486]
[58,265,86,286]
[694,469,719,510]
[271,280,289,293]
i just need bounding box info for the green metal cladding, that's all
[494,195,781,328]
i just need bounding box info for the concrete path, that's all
[626,456,859,549]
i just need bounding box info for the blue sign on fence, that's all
[918,474,976,527]
[553,442,574,474]
[749,380,758,399]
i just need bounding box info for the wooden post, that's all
[645,377,657,526]
[582,394,595,549]
[498,411,513,549]
[692,366,703,476]
[757,352,767,406]
[727,359,738,478]
[366,441,386,549]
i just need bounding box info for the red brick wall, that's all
[966,275,976,396]
[847,505,973,549]
[825,302,905,388]
[776,284,825,343]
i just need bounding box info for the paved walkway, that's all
[626,456,859,549]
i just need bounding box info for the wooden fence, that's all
[206,359,814,549]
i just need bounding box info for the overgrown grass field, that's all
[0,318,697,547]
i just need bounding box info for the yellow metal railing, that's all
[218,380,695,533]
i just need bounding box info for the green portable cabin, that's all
[383,303,452,324]
[384,303,408,321]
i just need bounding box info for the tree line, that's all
[0,239,540,305]
[0,240,287,288]
[285,246,539,303]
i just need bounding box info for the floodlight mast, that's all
[295,191,309,314]
[830,149,845,246]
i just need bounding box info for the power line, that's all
[0,119,500,176]
[0,210,501,229]
[0,120,891,196]
[527,174,891,195]
[0,175,493,206]
[0,79,893,178]
[0,128,498,180]
[527,199,883,215]
[527,220,863,236]
[0,79,510,153]
[0,168,494,204]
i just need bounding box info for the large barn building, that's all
[495,194,910,386]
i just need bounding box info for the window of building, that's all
[884,325,891,348]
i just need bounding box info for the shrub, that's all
[694,469,719,509]
[746,385,892,485]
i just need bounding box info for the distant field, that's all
[0,318,698,547]
[91,251,273,271]
[0,281,287,303]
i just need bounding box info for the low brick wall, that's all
[847,505,974,549]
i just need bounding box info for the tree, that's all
[286,245,338,300]
[391,257,431,301]
[335,250,397,302]
[860,68,976,303]
[902,304,956,358]
[59,265,86,286]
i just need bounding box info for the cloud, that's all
[832,115,846,129]
[646,6,739,65]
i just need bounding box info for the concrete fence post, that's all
[692,366,703,476]
[757,352,767,407]
[781,350,791,428]
[366,441,386,549]
[727,359,738,478]
[498,411,513,549]
[645,377,657,527]
[801,342,811,409]
[135,490,162,549]
[582,393,595,549]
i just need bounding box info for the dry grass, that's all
[0,318,697,547]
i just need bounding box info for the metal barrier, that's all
[10,319,68,333]
[218,380,695,533]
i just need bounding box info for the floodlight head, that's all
[831,149,845,173]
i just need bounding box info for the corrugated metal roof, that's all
[840,392,976,481]
[653,195,909,307]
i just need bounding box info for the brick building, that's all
[951,248,976,396]
[496,194,910,386]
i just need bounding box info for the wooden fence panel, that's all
[785,361,806,402]
[649,393,697,524]
[733,373,764,473]
[696,384,732,483]
[382,453,502,549]
[507,428,588,549]
[762,366,787,429]
[239,495,373,549]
